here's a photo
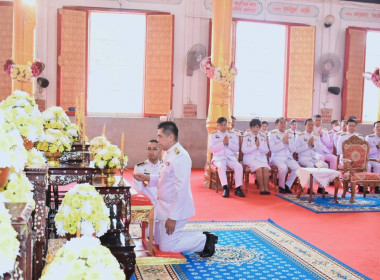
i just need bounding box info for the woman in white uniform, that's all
[242,119,271,195]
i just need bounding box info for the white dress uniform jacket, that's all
[268,130,300,189]
[295,131,328,168]
[366,134,380,173]
[242,131,270,172]
[209,130,243,188]
[133,159,162,209]
[286,129,300,143]
[313,127,337,169]
[337,132,362,156]
[147,142,206,253]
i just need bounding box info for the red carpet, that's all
[125,169,379,279]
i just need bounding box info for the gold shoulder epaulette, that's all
[211,131,218,134]
[270,130,277,134]
[341,133,346,136]
[368,134,375,137]
[136,160,146,167]
[174,147,180,154]
[298,132,305,136]
[313,132,320,136]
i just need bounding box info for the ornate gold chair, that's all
[337,135,380,203]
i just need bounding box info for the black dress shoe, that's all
[199,232,218,258]
[260,191,266,195]
[357,185,369,194]
[222,188,229,198]
[307,188,315,195]
[375,187,380,194]
[285,185,292,194]
[265,191,271,195]
[279,188,287,194]
[317,188,329,194]
[234,187,245,197]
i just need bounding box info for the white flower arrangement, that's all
[89,136,110,155]
[27,148,46,165]
[0,125,28,172]
[40,236,124,280]
[93,144,128,169]
[55,183,110,237]
[36,128,72,154]
[0,171,35,209]
[65,123,79,143]
[0,90,44,142]
[42,106,71,131]
[0,203,20,276]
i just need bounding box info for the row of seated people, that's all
[210,116,380,197]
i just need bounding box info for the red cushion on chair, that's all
[153,244,187,259]
[130,188,153,206]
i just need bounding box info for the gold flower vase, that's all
[45,151,61,167]
[0,167,10,190]
[103,168,118,187]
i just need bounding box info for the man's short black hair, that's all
[217,117,228,124]
[374,121,380,127]
[231,116,236,120]
[148,139,158,144]
[158,121,178,140]
[347,118,357,125]
[314,114,322,119]
[262,121,268,125]
[304,118,313,126]
[249,119,261,128]
[331,120,339,125]
[275,117,286,125]
[289,119,297,124]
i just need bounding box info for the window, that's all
[234,21,286,119]
[362,30,380,122]
[88,12,146,115]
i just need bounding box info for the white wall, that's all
[30,0,380,120]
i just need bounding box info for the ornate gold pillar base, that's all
[12,80,34,95]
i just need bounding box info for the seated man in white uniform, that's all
[268,117,300,194]
[365,121,380,193]
[242,119,271,195]
[313,114,337,170]
[328,120,341,154]
[337,118,363,159]
[333,120,347,149]
[133,139,162,206]
[134,121,217,257]
[296,118,328,194]
[209,117,245,198]
[286,119,300,143]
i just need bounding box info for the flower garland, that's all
[0,203,20,276]
[0,171,35,209]
[36,128,72,154]
[42,106,71,131]
[54,183,110,237]
[89,136,110,155]
[201,57,238,86]
[0,90,44,142]
[363,68,380,88]
[93,144,128,169]
[3,59,45,81]
[40,237,124,280]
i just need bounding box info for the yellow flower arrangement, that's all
[0,171,35,209]
[65,123,79,143]
[40,237,124,280]
[0,90,44,142]
[93,144,128,169]
[0,203,20,275]
[42,106,71,131]
[36,128,72,154]
[89,136,110,155]
[54,183,110,237]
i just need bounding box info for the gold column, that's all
[204,0,233,187]
[12,0,36,95]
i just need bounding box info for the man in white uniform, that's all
[209,117,245,198]
[268,117,300,194]
[133,139,162,207]
[134,121,217,257]
[296,119,328,193]
[337,119,362,158]
[365,121,380,193]
[286,119,300,143]
[313,114,337,170]
[333,120,347,149]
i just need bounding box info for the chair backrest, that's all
[342,135,369,171]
